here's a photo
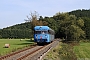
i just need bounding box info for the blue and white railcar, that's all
[34,26,55,44]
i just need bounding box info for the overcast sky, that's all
[0,0,90,28]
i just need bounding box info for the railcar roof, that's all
[34,26,49,31]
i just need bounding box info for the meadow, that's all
[0,39,34,55]
[74,42,90,59]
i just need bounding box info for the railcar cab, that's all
[34,26,55,45]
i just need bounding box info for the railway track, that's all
[0,39,59,60]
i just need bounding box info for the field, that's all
[74,42,90,59]
[0,39,34,55]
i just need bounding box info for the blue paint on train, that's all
[34,26,55,44]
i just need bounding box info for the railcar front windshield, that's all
[35,31,48,34]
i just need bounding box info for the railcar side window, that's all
[48,30,51,34]
[48,30,54,35]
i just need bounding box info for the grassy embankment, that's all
[44,40,90,60]
[0,39,34,55]
[43,42,76,60]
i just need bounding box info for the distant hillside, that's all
[69,9,90,18]
[0,22,33,39]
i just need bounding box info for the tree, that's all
[25,11,48,30]
[54,13,85,41]
[82,17,90,39]
[69,9,90,40]
[0,35,2,38]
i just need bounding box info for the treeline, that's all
[0,9,90,41]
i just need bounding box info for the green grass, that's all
[74,42,90,59]
[0,39,34,55]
